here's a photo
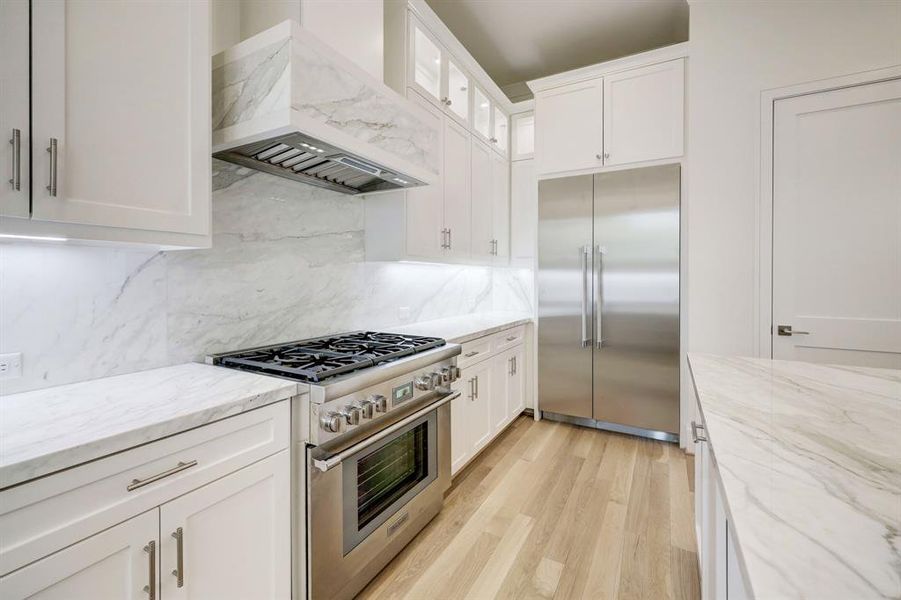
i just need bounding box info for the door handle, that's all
[143,541,156,600]
[581,245,591,348]
[9,129,21,190]
[46,138,58,197]
[595,245,606,349]
[171,527,185,588]
[777,325,810,336]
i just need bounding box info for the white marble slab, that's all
[688,353,901,600]
[0,363,301,489]
[385,311,534,344]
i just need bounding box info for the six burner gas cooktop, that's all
[210,331,446,383]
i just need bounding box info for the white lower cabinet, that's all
[0,509,159,600]
[693,411,752,600]
[451,327,530,476]
[0,403,292,600]
[160,450,291,600]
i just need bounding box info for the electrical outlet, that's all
[398,306,411,322]
[0,353,22,380]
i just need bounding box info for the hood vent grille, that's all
[213,132,426,195]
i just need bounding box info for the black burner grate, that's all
[217,331,445,383]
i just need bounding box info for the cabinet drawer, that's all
[0,401,289,575]
[492,325,526,353]
[457,337,493,369]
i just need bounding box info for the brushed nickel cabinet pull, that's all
[127,460,198,491]
[469,377,475,401]
[505,335,516,341]
[513,356,517,374]
[691,421,708,443]
[46,138,57,196]
[464,350,479,358]
[143,541,156,599]
[171,527,185,587]
[9,129,20,190]
[474,375,479,398]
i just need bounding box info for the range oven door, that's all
[308,391,456,600]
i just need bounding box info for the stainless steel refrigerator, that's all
[537,164,680,441]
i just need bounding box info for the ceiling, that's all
[423,0,689,100]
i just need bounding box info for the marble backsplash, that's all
[0,161,532,395]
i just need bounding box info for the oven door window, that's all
[342,411,438,554]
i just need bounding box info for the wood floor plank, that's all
[356,417,700,600]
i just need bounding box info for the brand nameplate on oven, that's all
[392,382,414,405]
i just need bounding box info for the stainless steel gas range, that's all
[208,331,461,600]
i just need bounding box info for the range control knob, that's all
[414,375,433,391]
[357,399,375,419]
[340,406,361,426]
[429,372,443,388]
[372,394,388,413]
[320,412,344,433]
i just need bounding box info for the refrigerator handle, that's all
[581,245,591,348]
[596,245,606,349]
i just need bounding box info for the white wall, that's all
[212,0,384,80]
[687,0,901,357]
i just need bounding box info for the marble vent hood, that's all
[212,21,439,195]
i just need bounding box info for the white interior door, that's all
[772,78,901,367]
[0,510,159,600]
[159,451,291,600]
[30,0,210,234]
[0,0,30,218]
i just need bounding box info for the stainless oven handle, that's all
[312,390,461,472]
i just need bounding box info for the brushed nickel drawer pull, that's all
[143,540,156,599]
[464,350,479,358]
[9,129,20,190]
[46,138,58,196]
[171,527,185,587]
[505,335,516,341]
[127,460,198,491]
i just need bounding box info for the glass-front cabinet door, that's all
[410,18,441,102]
[473,86,491,141]
[445,58,470,125]
[493,106,509,155]
[511,112,535,160]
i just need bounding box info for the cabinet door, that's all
[405,90,446,260]
[444,58,471,126]
[511,112,535,161]
[160,450,291,600]
[490,151,510,263]
[30,0,210,235]
[0,0,30,218]
[535,79,603,175]
[510,159,537,261]
[473,86,492,142]
[470,137,494,262]
[442,118,471,259]
[603,60,684,165]
[492,106,509,156]
[469,361,493,452]
[450,375,472,476]
[408,14,442,105]
[0,510,159,600]
[507,345,525,418]
[490,352,512,435]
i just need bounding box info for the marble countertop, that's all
[0,363,300,489]
[688,353,901,600]
[385,311,534,344]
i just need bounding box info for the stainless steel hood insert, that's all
[213,131,425,195]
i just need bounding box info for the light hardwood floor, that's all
[357,416,700,600]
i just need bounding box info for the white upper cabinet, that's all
[490,151,510,263]
[411,18,442,102]
[510,159,537,262]
[535,79,604,175]
[445,58,471,125]
[442,118,472,259]
[470,138,493,261]
[404,91,445,260]
[473,86,492,141]
[511,112,535,161]
[492,106,509,156]
[603,59,684,166]
[4,0,211,247]
[0,0,30,218]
